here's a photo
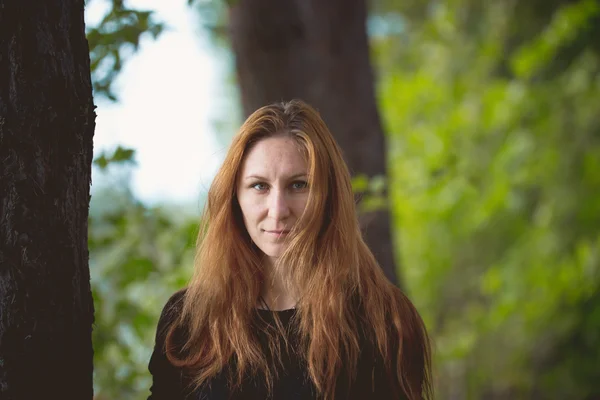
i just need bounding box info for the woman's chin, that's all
[260,245,287,259]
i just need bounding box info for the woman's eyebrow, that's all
[244,174,268,181]
[244,173,307,181]
[287,173,308,180]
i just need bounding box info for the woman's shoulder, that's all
[162,288,187,312]
[155,288,188,337]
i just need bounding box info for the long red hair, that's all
[166,100,432,399]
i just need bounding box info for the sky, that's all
[86,0,229,206]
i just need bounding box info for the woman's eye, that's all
[251,183,268,191]
[291,181,308,190]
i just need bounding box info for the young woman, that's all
[148,100,432,400]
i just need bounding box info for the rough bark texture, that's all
[0,1,95,399]
[229,0,400,285]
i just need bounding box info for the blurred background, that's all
[85,0,600,399]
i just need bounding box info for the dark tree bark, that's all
[0,1,95,399]
[229,0,400,285]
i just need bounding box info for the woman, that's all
[148,100,432,400]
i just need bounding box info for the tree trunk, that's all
[229,0,400,285]
[0,1,95,399]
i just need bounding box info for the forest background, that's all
[86,0,600,399]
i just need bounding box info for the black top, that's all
[147,290,404,399]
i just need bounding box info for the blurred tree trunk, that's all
[0,1,95,399]
[229,0,400,286]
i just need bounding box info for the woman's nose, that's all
[267,190,291,220]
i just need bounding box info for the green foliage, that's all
[511,0,600,80]
[90,165,198,399]
[93,145,136,170]
[87,0,164,100]
[352,174,388,213]
[373,0,600,398]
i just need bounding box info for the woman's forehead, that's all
[240,136,308,177]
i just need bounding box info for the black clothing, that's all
[147,290,403,399]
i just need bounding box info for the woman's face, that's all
[236,135,309,264]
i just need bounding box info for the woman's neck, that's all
[260,259,297,311]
